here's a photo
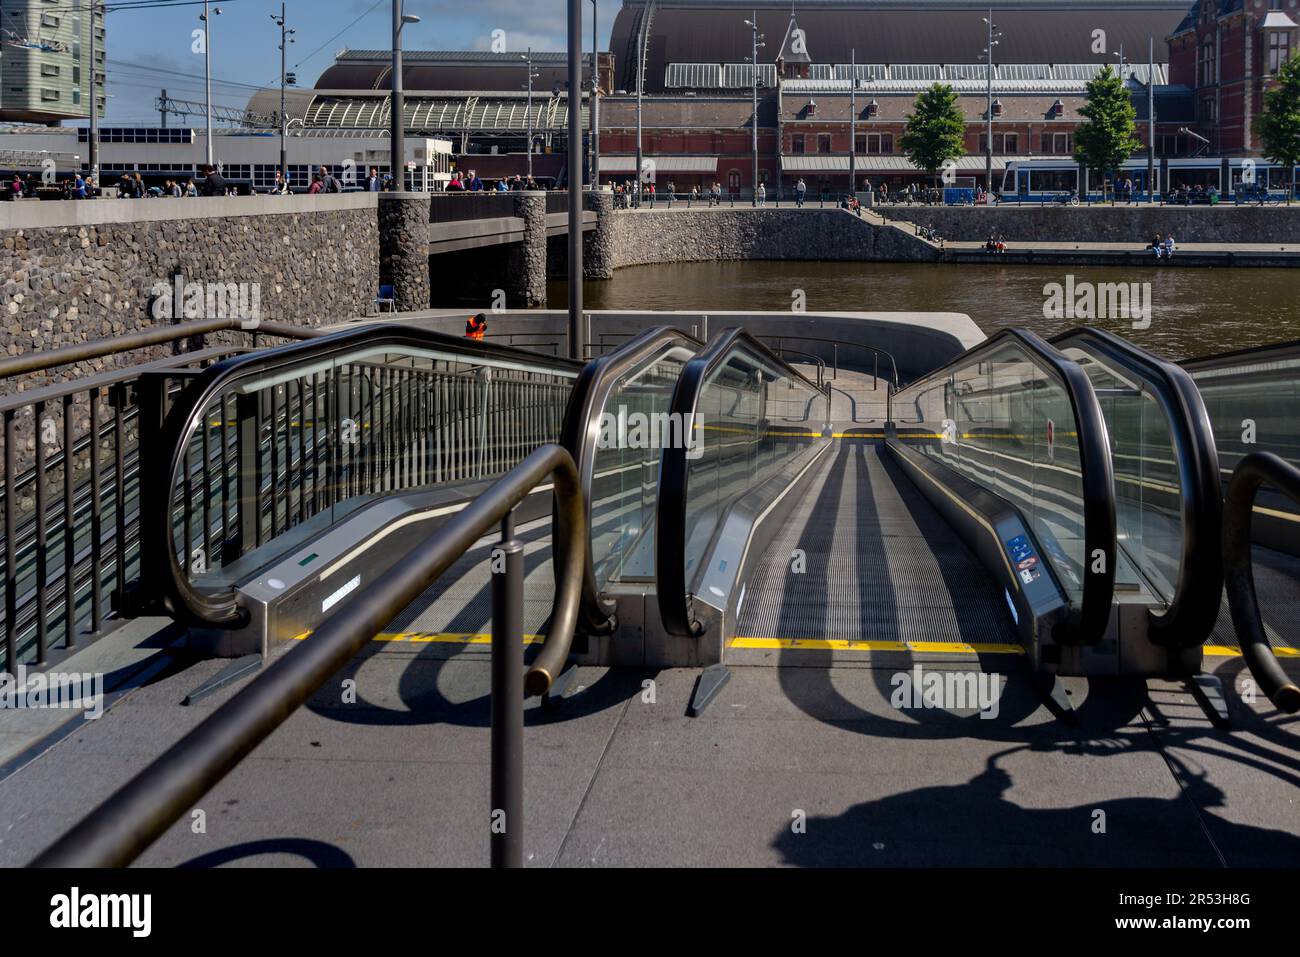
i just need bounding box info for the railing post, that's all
[231,391,261,561]
[126,373,171,617]
[490,509,525,868]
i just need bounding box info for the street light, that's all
[272,4,296,184]
[199,2,222,167]
[390,2,420,190]
[744,15,765,206]
[980,11,1002,195]
[520,50,539,180]
[589,0,599,186]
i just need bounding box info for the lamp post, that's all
[89,1,101,191]
[390,1,421,190]
[849,48,856,198]
[589,0,599,186]
[634,1,654,207]
[272,4,295,182]
[1148,36,1156,204]
[567,0,584,359]
[981,10,1001,195]
[521,49,538,180]
[744,14,765,206]
[199,2,222,167]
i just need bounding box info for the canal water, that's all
[556,261,1300,360]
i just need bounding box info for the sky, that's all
[87,0,620,125]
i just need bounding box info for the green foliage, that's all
[900,83,966,180]
[1256,55,1300,200]
[1073,65,1141,177]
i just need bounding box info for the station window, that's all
[791,133,805,154]
[817,133,832,154]
[1268,31,1292,73]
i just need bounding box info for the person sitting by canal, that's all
[1151,233,1164,258]
[1162,234,1177,260]
[466,313,488,340]
[996,234,1007,253]
[985,234,998,253]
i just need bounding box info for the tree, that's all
[900,83,966,187]
[1073,65,1141,199]
[1256,54,1300,204]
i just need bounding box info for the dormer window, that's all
[992,99,1004,117]
[1051,99,1065,117]
[867,98,880,117]
[807,99,817,116]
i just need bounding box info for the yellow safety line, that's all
[730,636,1025,655]
[292,631,544,645]
[1204,644,1300,659]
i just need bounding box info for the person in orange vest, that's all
[465,312,487,340]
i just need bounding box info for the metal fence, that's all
[0,322,321,674]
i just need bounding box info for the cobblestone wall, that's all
[1,196,379,398]
[378,193,431,311]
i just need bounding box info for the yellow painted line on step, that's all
[292,631,544,645]
[1204,644,1300,659]
[730,636,1025,655]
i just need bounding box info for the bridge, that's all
[0,304,1297,869]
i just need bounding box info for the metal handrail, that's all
[31,443,586,867]
[1052,326,1223,649]
[146,324,584,629]
[1223,452,1300,714]
[764,346,825,389]
[888,327,1117,646]
[656,327,830,638]
[558,325,704,634]
[0,317,324,379]
[759,334,901,390]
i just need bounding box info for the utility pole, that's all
[273,4,295,182]
[982,10,1000,195]
[390,1,420,189]
[1148,36,1156,203]
[89,1,100,190]
[567,0,584,360]
[634,1,653,207]
[200,2,221,167]
[744,14,764,205]
[521,49,537,180]
[849,48,856,198]
[590,0,599,186]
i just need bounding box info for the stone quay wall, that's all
[875,204,1300,244]
[1,194,380,392]
[0,194,381,478]
[604,207,938,268]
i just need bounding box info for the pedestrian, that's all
[465,312,487,340]
[757,182,766,206]
[317,165,341,193]
[184,178,198,197]
[308,172,324,195]
[270,170,289,195]
[200,164,225,197]
[367,167,382,192]
[795,177,807,207]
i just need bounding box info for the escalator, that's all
[654,326,1228,688]
[150,323,704,662]
[152,318,1284,707]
